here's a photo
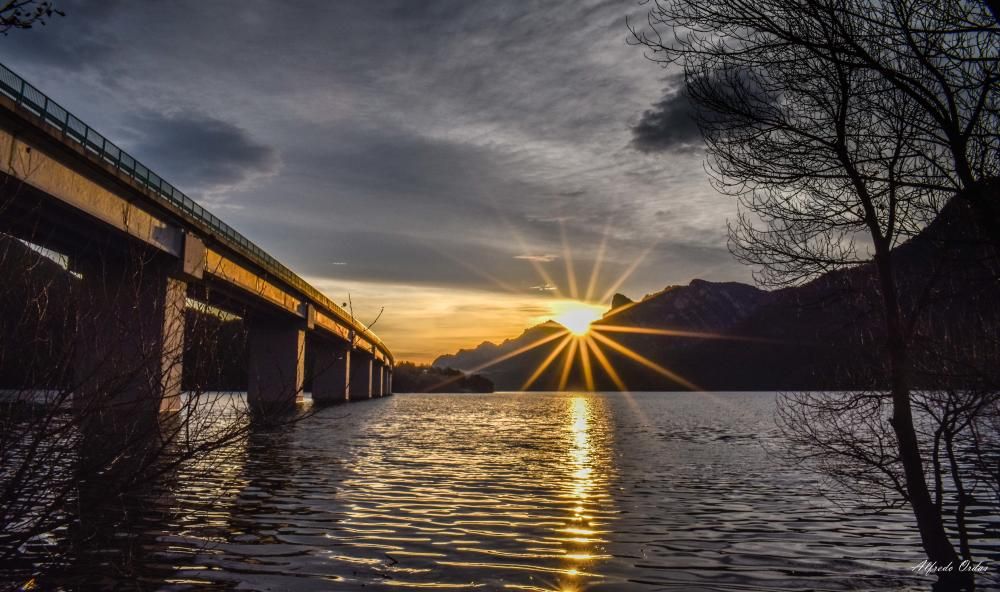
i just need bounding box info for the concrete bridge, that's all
[0,62,393,416]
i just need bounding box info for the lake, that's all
[24,391,999,590]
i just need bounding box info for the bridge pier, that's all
[377,364,391,397]
[74,252,187,426]
[311,340,350,405]
[247,316,305,415]
[349,350,373,399]
[386,368,393,395]
[372,362,383,397]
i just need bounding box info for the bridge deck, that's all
[0,61,391,365]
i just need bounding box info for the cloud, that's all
[0,0,751,361]
[0,0,123,71]
[632,67,785,154]
[515,254,559,263]
[530,283,558,292]
[124,110,279,195]
[631,87,703,153]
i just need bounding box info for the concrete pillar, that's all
[74,253,187,427]
[373,363,384,397]
[312,340,350,405]
[247,316,304,415]
[349,350,372,399]
[386,369,392,395]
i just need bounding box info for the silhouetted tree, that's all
[0,1,62,34]
[632,0,999,243]
[392,362,493,393]
[0,230,315,588]
[631,1,998,588]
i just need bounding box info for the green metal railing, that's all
[0,62,390,362]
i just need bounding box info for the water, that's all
[20,392,1000,590]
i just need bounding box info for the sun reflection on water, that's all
[79,393,622,590]
[553,396,610,591]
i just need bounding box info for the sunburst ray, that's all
[428,329,569,391]
[508,224,564,298]
[521,333,574,391]
[584,222,611,303]
[584,336,627,392]
[579,336,596,392]
[589,330,701,391]
[559,219,579,300]
[598,242,658,305]
[593,324,723,340]
[593,324,778,343]
[558,338,580,391]
[427,243,523,294]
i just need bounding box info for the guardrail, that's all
[0,62,390,362]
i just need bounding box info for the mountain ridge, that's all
[433,199,999,391]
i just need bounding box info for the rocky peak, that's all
[610,293,634,310]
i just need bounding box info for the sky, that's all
[2,0,752,363]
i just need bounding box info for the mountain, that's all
[433,280,788,391]
[599,280,769,332]
[434,199,1000,391]
[434,320,571,391]
[610,293,633,310]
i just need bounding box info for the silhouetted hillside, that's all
[392,362,493,393]
[435,199,1000,391]
[434,321,571,391]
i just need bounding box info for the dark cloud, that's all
[0,0,122,70]
[125,111,279,193]
[632,66,784,154]
[631,87,703,153]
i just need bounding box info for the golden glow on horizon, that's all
[304,209,664,364]
[415,305,720,392]
[312,280,734,393]
[305,213,756,377]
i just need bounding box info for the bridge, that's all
[0,62,393,417]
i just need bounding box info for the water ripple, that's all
[28,392,1000,590]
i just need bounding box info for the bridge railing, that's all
[0,62,390,361]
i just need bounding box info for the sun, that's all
[551,300,604,336]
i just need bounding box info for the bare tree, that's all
[0,1,61,34]
[0,226,315,588]
[632,0,999,241]
[630,0,998,588]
